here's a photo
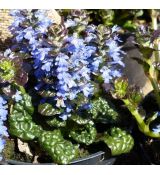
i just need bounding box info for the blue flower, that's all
[86,25,96,33]
[0,97,8,121]
[4,49,12,57]
[10,10,25,27]
[0,122,8,137]
[0,109,8,122]
[0,97,7,106]
[106,39,125,67]
[65,19,77,28]
[78,67,91,81]
[69,88,79,100]
[81,83,94,97]
[41,61,52,72]
[66,105,72,113]
[12,91,22,102]
[59,113,71,121]
[66,36,84,51]
[0,96,8,161]
[24,27,36,40]
[85,33,97,42]
[110,70,122,78]
[91,57,102,72]
[0,137,5,161]
[32,48,51,61]
[152,124,160,133]
[10,10,125,121]
[111,25,121,33]
[55,54,69,67]
[100,66,112,83]
[34,10,47,20]
[36,18,53,33]
[0,138,5,153]
[79,103,92,110]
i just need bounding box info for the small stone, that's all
[17,139,33,157]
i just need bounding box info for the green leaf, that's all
[38,90,55,98]
[9,93,42,140]
[113,78,129,99]
[89,97,118,123]
[69,122,97,145]
[46,117,66,127]
[0,59,16,81]
[70,115,91,125]
[128,88,143,107]
[39,130,79,164]
[38,103,60,116]
[103,127,134,156]
[9,120,41,140]
[53,140,79,164]
[0,56,28,86]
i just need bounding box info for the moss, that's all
[3,139,15,160]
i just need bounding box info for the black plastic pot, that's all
[0,151,116,165]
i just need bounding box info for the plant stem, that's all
[151,9,158,30]
[148,76,160,109]
[123,98,160,138]
[149,9,160,109]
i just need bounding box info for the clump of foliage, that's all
[0,10,135,164]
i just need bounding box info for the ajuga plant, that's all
[112,13,160,138]
[0,9,134,164]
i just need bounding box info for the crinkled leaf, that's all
[39,130,79,164]
[69,123,97,145]
[0,58,16,82]
[113,78,128,99]
[103,127,134,156]
[38,103,60,116]
[9,93,42,140]
[38,90,56,98]
[0,56,28,85]
[89,97,118,123]
[70,115,91,125]
[47,117,66,127]
[53,141,79,164]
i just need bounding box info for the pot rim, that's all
[1,151,116,165]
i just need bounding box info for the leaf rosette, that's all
[0,56,28,86]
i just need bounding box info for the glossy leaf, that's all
[70,115,91,125]
[38,103,61,116]
[46,117,66,127]
[0,56,28,86]
[69,122,97,145]
[38,90,56,98]
[113,78,128,99]
[38,130,79,164]
[9,93,42,140]
[103,127,134,156]
[89,97,118,123]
